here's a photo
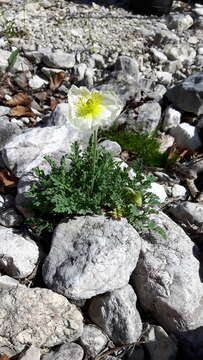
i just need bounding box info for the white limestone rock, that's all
[88,285,142,346]
[170,123,202,150]
[149,183,167,203]
[0,275,25,290]
[2,123,90,177]
[0,226,39,279]
[80,324,108,358]
[29,75,48,89]
[171,184,187,199]
[0,287,83,357]
[42,50,75,69]
[98,140,121,156]
[126,101,161,134]
[168,14,193,32]
[131,212,203,334]
[163,106,181,132]
[43,215,141,300]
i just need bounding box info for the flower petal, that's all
[66,85,123,130]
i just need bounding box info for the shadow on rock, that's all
[176,327,203,360]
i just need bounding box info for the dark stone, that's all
[165,72,203,116]
[129,0,174,16]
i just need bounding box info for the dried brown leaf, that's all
[0,169,18,187]
[0,86,6,100]
[0,355,9,360]
[10,105,34,117]
[49,71,66,91]
[6,93,31,107]
[50,98,62,111]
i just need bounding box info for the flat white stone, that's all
[29,75,48,89]
[149,182,167,203]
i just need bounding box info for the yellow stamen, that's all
[76,92,103,118]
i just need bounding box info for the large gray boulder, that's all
[165,72,203,115]
[88,284,142,346]
[0,226,39,279]
[43,216,141,300]
[2,122,90,177]
[0,287,83,357]
[131,212,203,334]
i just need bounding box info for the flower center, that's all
[76,92,103,118]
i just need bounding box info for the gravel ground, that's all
[0,1,202,64]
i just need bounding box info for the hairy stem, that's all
[90,129,98,194]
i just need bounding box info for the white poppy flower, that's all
[66,85,123,130]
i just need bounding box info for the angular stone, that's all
[170,123,202,150]
[73,63,87,82]
[149,183,167,203]
[42,50,75,69]
[0,117,21,151]
[0,287,83,357]
[0,49,11,71]
[2,123,90,177]
[29,75,48,89]
[80,324,108,358]
[168,201,203,227]
[13,56,31,73]
[131,212,203,334]
[24,48,52,64]
[43,216,141,300]
[156,71,172,86]
[0,106,10,116]
[98,140,121,156]
[163,106,181,132]
[96,71,138,103]
[0,207,23,227]
[164,44,196,65]
[147,84,167,101]
[114,56,139,80]
[0,275,25,290]
[0,226,39,279]
[15,172,36,218]
[126,101,161,134]
[41,343,84,360]
[165,72,203,115]
[155,30,180,46]
[171,184,187,199]
[150,48,167,63]
[48,103,70,126]
[168,14,193,32]
[88,284,142,346]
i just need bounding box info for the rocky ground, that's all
[0,0,203,359]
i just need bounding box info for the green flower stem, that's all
[90,129,98,194]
